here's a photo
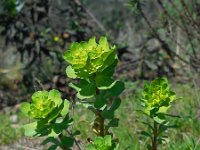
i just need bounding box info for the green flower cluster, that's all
[88,135,117,150]
[21,89,63,120]
[141,77,176,115]
[63,36,116,78]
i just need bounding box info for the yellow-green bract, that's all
[63,36,117,78]
[21,89,71,139]
[87,135,117,150]
[21,89,63,120]
[141,77,176,115]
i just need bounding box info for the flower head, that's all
[63,36,116,78]
[141,77,176,115]
[21,89,62,120]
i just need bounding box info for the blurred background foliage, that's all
[1,0,200,149]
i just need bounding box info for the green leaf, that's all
[70,79,96,99]
[47,145,58,150]
[98,59,118,77]
[77,81,96,99]
[60,136,74,148]
[87,135,115,150]
[104,135,112,146]
[99,36,109,50]
[95,75,117,90]
[23,122,38,136]
[100,49,117,71]
[46,103,64,122]
[66,65,77,79]
[158,124,178,134]
[108,118,119,129]
[70,79,89,91]
[48,127,60,138]
[60,100,70,117]
[141,131,152,139]
[102,111,114,119]
[48,89,62,106]
[35,120,50,136]
[110,98,121,112]
[102,98,121,119]
[52,116,73,132]
[93,136,104,146]
[107,81,125,97]
[87,145,96,150]
[157,137,169,145]
[42,137,60,146]
[60,116,73,127]
[153,116,166,124]
[94,93,107,109]
[69,82,81,92]
[72,130,81,136]
[20,102,30,116]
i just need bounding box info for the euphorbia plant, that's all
[19,36,178,150]
[21,89,74,150]
[138,77,176,150]
[21,36,124,149]
[63,36,124,149]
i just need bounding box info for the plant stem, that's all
[151,121,158,150]
[95,86,105,137]
[98,110,105,137]
[88,107,105,137]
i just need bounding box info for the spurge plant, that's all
[21,36,124,150]
[21,36,177,150]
